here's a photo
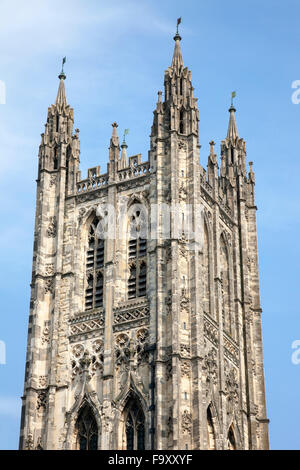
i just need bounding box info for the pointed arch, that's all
[220,233,231,334]
[227,424,237,450]
[203,219,211,316]
[75,403,98,450]
[84,215,105,311]
[53,146,58,170]
[179,108,184,134]
[113,381,149,450]
[122,394,146,450]
[64,391,102,450]
[127,197,148,300]
[66,145,71,187]
[207,405,216,450]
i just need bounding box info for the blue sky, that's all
[0,0,299,450]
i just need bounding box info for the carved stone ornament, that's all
[182,410,192,434]
[38,376,48,388]
[71,340,104,378]
[225,362,239,404]
[41,325,50,345]
[44,264,54,276]
[37,390,48,410]
[181,360,191,378]
[49,174,57,187]
[44,278,53,294]
[25,434,34,450]
[203,348,218,386]
[180,344,191,358]
[47,216,57,238]
[178,140,187,150]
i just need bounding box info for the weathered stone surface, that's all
[19,34,269,451]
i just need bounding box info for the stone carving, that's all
[178,140,187,150]
[44,264,54,276]
[182,410,192,434]
[225,362,239,406]
[71,340,104,378]
[178,234,188,258]
[180,344,191,358]
[179,184,187,202]
[49,175,56,186]
[114,304,149,326]
[25,434,34,450]
[44,278,53,294]
[38,376,48,388]
[47,216,57,238]
[41,325,50,345]
[115,333,130,366]
[37,390,48,410]
[203,348,218,387]
[204,317,219,347]
[115,329,149,367]
[69,313,105,338]
[180,293,189,310]
[223,335,239,366]
[181,360,191,378]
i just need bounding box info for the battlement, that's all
[76,157,150,194]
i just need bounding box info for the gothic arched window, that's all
[220,234,231,335]
[53,147,58,170]
[128,208,147,299]
[66,145,71,187]
[227,426,237,450]
[85,217,105,310]
[180,78,183,95]
[179,109,184,134]
[124,399,145,450]
[76,405,98,450]
[207,406,216,450]
[203,221,211,316]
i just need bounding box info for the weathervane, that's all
[59,56,67,79]
[122,128,129,145]
[176,17,181,34]
[174,17,182,40]
[231,90,236,107]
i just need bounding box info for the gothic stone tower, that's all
[19,32,269,450]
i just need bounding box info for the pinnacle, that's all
[227,105,239,142]
[171,33,184,71]
[56,76,67,107]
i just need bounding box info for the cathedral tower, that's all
[19,28,269,450]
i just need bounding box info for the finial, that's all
[174,17,182,41]
[58,56,66,80]
[209,140,215,154]
[157,90,162,103]
[122,128,129,146]
[111,122,118,139]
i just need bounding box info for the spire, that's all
[171,18,184,71]
[227,91,238,142]
[227,105,239,142]
[109,122,120,161]
[120,129,129,169]
[56,57,67,106]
